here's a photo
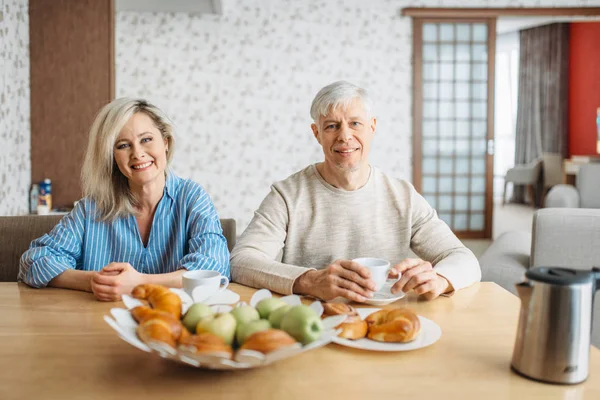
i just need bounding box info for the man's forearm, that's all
[292,269,317,296]
[48,269,95,292]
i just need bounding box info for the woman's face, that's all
[113,112,168,190]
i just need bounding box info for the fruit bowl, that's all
[103,289,346,370]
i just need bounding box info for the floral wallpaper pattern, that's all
[0,0,29,216]
[2,0,598,220]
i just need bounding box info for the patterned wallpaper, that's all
[0,0,30,216]
[116,0,600,232]
[2,0,598,222]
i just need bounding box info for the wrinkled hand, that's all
[389,258,452,301]
[293,260,377,302]
[90,262,145,302]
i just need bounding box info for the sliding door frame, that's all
[412,18,496,239]
[405,7,600,239]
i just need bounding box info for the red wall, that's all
[568,22,600,156]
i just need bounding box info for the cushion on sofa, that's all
[532,208,600,269]
[479,230,531,296]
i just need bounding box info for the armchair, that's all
[545,164,600,208]
[503,159,542,206]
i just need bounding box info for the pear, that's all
[196,313,237,345]
[230,305,260,326]
[268,304,292,329]
[255,298,287,319]
[182,303,214,333]
[236,319,271,346]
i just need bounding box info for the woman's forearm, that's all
[143,269,186,288]
[48,269,95,292]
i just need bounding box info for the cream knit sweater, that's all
[231,164,481,295]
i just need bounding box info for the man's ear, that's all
[370,117,377,135]
[311,123,321,144]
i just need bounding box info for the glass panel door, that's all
[414,19,495,238]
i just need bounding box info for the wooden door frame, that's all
[402,8,600,17]
[405,7,600,239]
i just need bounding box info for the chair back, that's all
[0,215,237,282]
[0,215,63,282]
[219,218,237,252]
[577,164,600,208]
[542,153,563,189]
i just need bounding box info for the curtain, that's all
[513,23,570,205]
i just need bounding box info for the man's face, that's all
[311,98,376,172]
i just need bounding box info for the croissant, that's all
[240,329,297,354]
[131,305,175,324]
[131,284,182,319]
[179,332,234,358]
[136,312,184,349]
[322,303,366,340]
[365,308,421,343]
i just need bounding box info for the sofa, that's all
[0,215,237,282]
[479,208,600,348]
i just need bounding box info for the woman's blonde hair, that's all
[81,98,174,221]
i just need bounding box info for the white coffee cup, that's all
[352,257,400,292]
[182,270,229,299]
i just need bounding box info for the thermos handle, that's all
[594,267,600,291]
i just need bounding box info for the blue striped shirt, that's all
[19,173,230,288]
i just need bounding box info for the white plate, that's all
[363,283,405,306]
[331,308,442,352]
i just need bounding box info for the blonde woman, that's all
[19,98,230,301]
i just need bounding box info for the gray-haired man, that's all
[231,81,481,302]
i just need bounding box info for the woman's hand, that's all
[293,259,377,302]
[90,262,145,302]
[389,258,453,300]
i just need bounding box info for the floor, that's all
[462,202,535,259]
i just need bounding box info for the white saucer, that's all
[363,284,405,306]
[332,308,442,352]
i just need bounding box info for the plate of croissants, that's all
[103,284,345,370]
[321,303,442,352]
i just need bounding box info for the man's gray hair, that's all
[309,80,372,122]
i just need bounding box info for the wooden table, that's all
[1,283,599,399]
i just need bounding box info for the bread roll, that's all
[240,329,297,354]
[365,308,420,343]
[179,332,233,358]
[322,303,358,317]
[322,303,366,340]
[336,315,368,340]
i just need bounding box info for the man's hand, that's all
[390,258,453,300]
[293,260,377,302]
[90,262,145,302]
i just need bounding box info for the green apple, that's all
[182,303,214,333]
[236,319,271,346]
[268,304,292,329]
[230,305,260,326]
[280,305,324,345]
[196,313,237,345]
[255,298,287,319]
